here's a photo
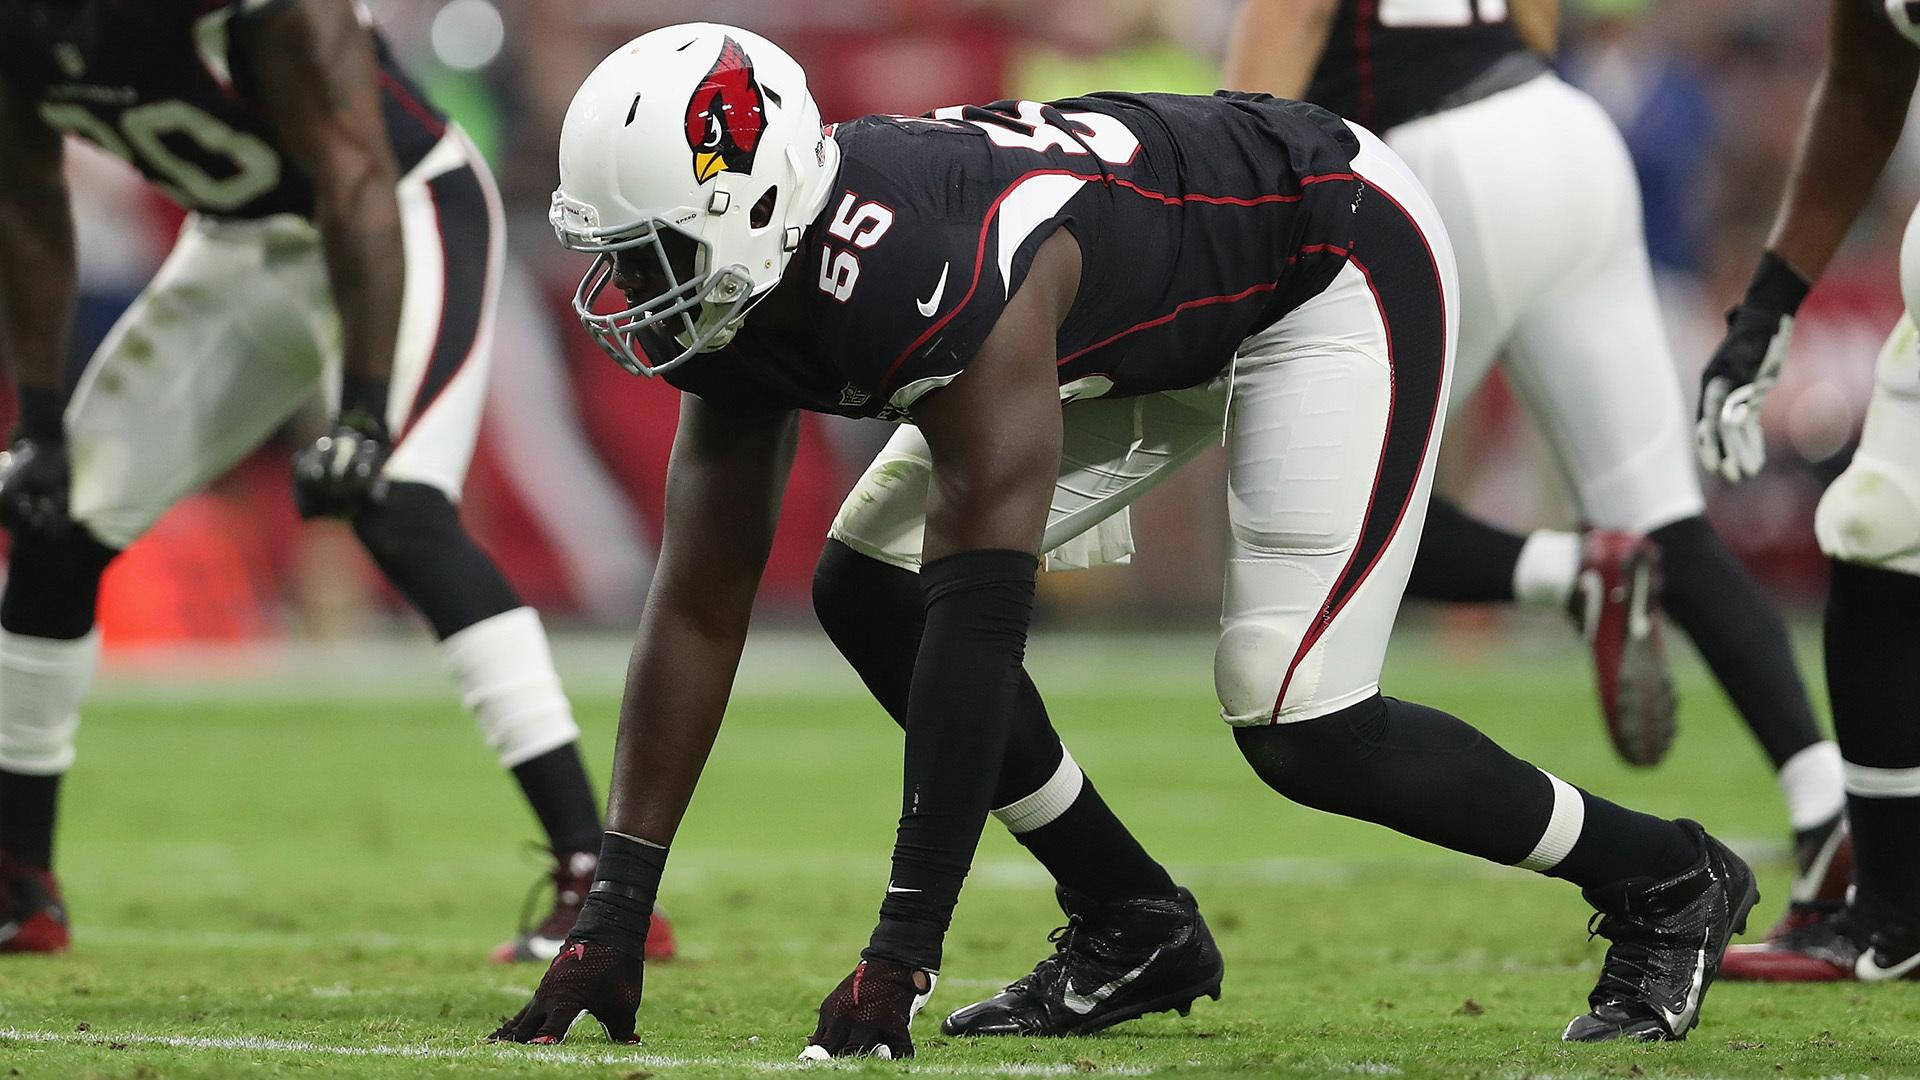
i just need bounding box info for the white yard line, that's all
[0,1026,1148,1074]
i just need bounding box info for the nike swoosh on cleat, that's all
[1627,559,1654,639]
[0,920,17,944]
[916,263,950,318]
[1656,947,1707,1035]
[1060,948,1160,1015]
[522,935,566,961]
[1577,569,1604,641]
[1856,946,1920,981]
[886,881,922,894]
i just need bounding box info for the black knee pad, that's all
[352,482,520,640]
[1,526,119,639]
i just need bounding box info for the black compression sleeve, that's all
[569,832,668,957]
[865,549,1037,972]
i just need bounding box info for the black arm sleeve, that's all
[864,548,1038,971]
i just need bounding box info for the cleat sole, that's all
[1064,976,1223,1037]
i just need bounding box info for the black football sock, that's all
[1404,497,1524,603]
[0,770,60,869]
[1010,777,1178,901]
[1652,515,1824,769]
[815,540,1177,903]
[352,482,521,640]
[1234,695,1698,889]
[1825,559,1920,917]
[510,744,603,856]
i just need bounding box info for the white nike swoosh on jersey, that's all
[916,263,950,318]
[1856,944,1920,981]
[1060,948,1161,1015]
[1656,947,1707,1035]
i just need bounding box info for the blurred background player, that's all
[1223,0,1848,935]
[1707,0,1920,983]
[0,0,672,963]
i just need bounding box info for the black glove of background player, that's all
[291,375,392,519]
[0,386,72,537]
[1695,251,1810,484]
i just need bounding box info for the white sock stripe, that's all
[1517,770,1586,873]
[1779,741,1847,829]
[990,747,1084,834]
[1844,760,1920,798]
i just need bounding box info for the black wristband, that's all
[568,832,667,957]
[339,374,391,432]
[15,386,64,443]
[1741,251,1812,319]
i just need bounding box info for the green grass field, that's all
[2,620,1917,1078]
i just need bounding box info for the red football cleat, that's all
[0,854,71,955]
[1754,815,1854,943]
[492,850,677,964]
[1723,888,1919,983]
[1571,529,1676,766]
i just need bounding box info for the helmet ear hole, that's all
[749,187,778,230]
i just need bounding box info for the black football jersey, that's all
[663,92,1365,421]
[0,0,447,219]
[1304,0,1527,132]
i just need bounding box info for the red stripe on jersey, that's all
[875,169,1357,395]
[1057,281,1280,366]
[380,71,448,139]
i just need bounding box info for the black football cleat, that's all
[1563,820,1757,1043]
[941,886,1222,1038]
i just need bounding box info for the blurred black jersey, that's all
[0,0,447,219]
[663,91,1366,420]
[1303,0,1531,133]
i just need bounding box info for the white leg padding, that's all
[1816,314,1920,576]
[1778,741,1847,829]
[0,629,101,776]
[439,607,579,768]
[1517,769,1586,872]
[990,747,1084,834]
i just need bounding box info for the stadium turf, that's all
[1,620,1916,1078]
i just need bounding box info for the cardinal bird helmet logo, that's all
[684,35,768,184]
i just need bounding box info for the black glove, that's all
[291,412,390,519]
[800,958,936,1061]
[490,939,644,1045]
[1695,252,1810,484]
[0,436,70,537]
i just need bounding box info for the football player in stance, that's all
[1225,0,1850,937]
[497,23,1755,1053]
[0,0,674,964]
[1705,0,1920,983]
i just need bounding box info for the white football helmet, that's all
[551,24,840,376]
